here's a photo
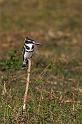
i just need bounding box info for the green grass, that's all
[0,50,82,123]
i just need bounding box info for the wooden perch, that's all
[23,59,31,110]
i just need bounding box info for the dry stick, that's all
[23,59,31,110]
[2,81,7,95]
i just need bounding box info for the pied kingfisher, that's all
[22,37,40,68]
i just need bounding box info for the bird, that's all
[22,36,40,68]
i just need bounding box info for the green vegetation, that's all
[0,0,82,123]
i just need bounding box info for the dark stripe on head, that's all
[25,37,35,44]
[25,40,34,44]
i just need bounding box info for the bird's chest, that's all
[24,51,33,59]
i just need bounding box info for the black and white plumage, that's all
[22,37,40,68]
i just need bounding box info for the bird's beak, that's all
[34,42,41,45]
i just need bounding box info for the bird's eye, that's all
[26,46,30,50]
[32,45,34,49]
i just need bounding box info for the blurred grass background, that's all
[0,0,82,123]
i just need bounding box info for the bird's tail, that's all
[22,59,28,68]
